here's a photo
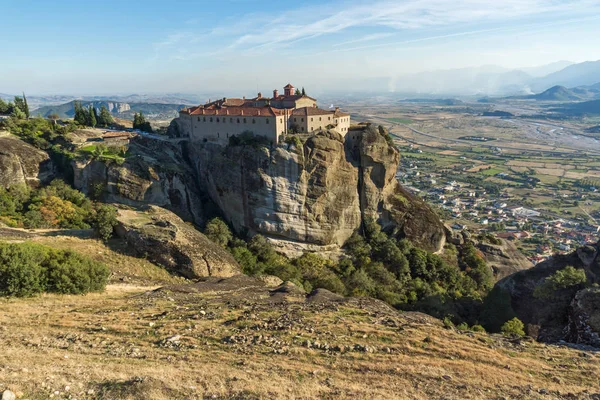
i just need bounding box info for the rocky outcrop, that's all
[565,287,600,347]
[477,239,533,281]
[187,128,445,253]
[494,240,599,345]
[114,205,240,279]
[72,128,446,255]
[73,137,205,224]
[0,135,54,187]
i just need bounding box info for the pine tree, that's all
[0,98,8,114]
[73,101,87,125]
[13,96,27,118]
[295,88,301,95]
[301,87,306,96]
[98,105,113,127]
[88,105,97,127]
[22,92,30,119]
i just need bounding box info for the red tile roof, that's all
[188,106,285,117]
[291,107,350,117]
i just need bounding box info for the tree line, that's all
[73,102,113,128]
[0,94,30,119]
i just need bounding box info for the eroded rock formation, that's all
[0,135,54,187]
[114,205,240,279]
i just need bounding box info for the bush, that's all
[471,324,486,333]
[533,266,587,300]
[204,218,233,248]
[92,204,118,241]
[501,317,525,337]
[0,242,109,297]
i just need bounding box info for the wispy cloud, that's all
[151,0,600,61]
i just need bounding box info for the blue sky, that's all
[2,0,600,95]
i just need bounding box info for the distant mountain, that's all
[519,60,575,77]
[529,86,583,101]
[531,61,600,92]
[550,99,600,116]
[33,100,191,120]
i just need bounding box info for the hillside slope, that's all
[0,277,598,399]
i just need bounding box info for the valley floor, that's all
[0,277,599,400]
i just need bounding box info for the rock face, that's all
[565,287,600,347]
[495,240,600,345]
[114,205,240,279]
[73,137,204,224]
[477,239,533,281]
[0,135,54,187]
[187,128,445,253]
[72,128,446,254]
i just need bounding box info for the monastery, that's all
[177,84,351,144]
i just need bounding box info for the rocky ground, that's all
[0,275,599,400]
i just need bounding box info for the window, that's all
[197,117,200,121]
[328,117,331,121]
[301,118,304,122]
[319,117,321,121]
[230,118,233,123]
[237,118,240,123]
[217,133,220,138]
[203,117,206,122]
[294,118,297,122]
[210,117,213,122]
[243,118,247,123]
[252,119,255,124]
[266,119,269,124]
[311,127,314,131]
[280,118,283,123]
[216,118,220,122]
[301,127,305,132]
[311,118,313,122]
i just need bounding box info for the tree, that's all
[98,105,113,127]
[73,101,88,125]
[13,95,29,119]
[92,204,118,241]
[533,266,587,300]
[22,92,30,119]
[295,88,301,96]
[0,98,11,115]
[501,317,525,337]
[204,218,232,248]
[11,107,26,120]
[87,105,97,127]
[133,111,152,133]
[301,87,306,96]
[48,113,60,126]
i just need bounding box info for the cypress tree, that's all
[88,105,97,127]
[301,87,306,96]
[98,105,113,127]
[22,92,30,119]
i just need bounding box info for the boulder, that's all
[0,135,54,187]
[114,205,240,279]
[477,239,532,281]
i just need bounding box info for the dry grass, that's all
[0,281,598,400]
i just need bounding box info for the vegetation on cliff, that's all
[0,179,118,239]
[205,216,494,324]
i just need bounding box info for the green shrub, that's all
[204,218,233,248]
[501,317,525,337]
[456,322,469,331]
[471,324,486,333]
[443,317,455,329]
[533,266,587,300]
[0,242,109,297]
[92,204,119,241]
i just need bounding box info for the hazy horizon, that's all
[3,0,600,95]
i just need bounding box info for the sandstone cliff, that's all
[114,205,240,279]
[0,135,54,187]
[73,137,205,224]
[72,128,445,255]
[187,128,445,253]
